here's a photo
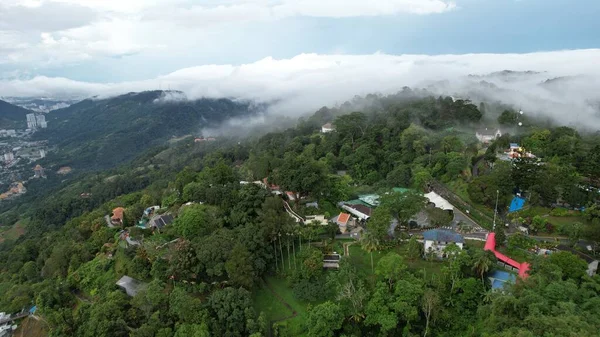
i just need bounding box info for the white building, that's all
[0,130,16,137]
[475,128,502,143]
[321,123,334,133]
[26,113,37,129]
[3,152,14,163]
[36,114,47,128]
[305,215,329,226]
[423,229,464,258]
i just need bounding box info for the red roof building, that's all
[485,232,530,278]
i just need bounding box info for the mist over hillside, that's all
[2,50,599,130]
[33,90,265,170]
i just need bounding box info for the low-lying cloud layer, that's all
[2,49,600,128]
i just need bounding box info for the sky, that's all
[1,0,599,83]
[1,0,600,126]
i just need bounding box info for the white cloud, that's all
[1,50,600,128]
[0,0,456,66]
[271,0,456,17]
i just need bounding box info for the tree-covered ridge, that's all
[0,99,31,129]
[0,91,599,337]
[34,90,264,170]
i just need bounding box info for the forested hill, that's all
[0,99,31,129]
[1,91,600,337]
[34,90,264,170]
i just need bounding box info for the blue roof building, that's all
[423,229,465,258]
[422,229,464,243]
[488,270,517,290]
[509,196,526,213]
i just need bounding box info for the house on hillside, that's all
[111,207,125,226]
[148,214,174,231]
[119,230,141,247]
[194,136,217,143]
[285,191,296,201]
[332,213,354,233]
[262,178,281,195]
[423,229,464,258]
[504,143,536,160]
[321,123,334,133]
[33,164,45,178]
[116,275,146,297]
[475,128,502,144]
[305,215,328,226]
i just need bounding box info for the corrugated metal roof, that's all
[422,229,464,243]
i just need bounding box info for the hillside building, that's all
[475,128,502,143]
[33,164,45,178]
[321,123,334,133]
[3,153,14,163]
[26,113,37,129]
[25,113,48,130]
[111,207,125,226]
[423,229,464,257]
[35,114,47,128]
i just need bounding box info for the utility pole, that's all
[493,190,499,231]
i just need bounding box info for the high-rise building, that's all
[4,152,14,163]
[36,114,47,128]
[26,113,37,129]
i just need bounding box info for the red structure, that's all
[484,233,530,278]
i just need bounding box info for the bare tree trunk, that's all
[292,234,297,269]
[370,252,374,273]
[287,236,291,269]
[279,235,284,271]
[273,240,278,272]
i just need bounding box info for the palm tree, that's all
[472,251,494,283]
[360,232,379,273]
[482,289,496,304]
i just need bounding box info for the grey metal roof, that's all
[422,229,464,243]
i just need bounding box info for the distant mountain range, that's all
[33,90,265,170]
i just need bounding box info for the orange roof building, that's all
[335,213,352,234]
[337,213,351,226]
[111,207,125,225]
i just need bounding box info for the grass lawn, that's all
[498,246,533,263]
[348,243,445,280]
[0,222,26,243]
[253,275,317,336]
[252,279,294,322]
[465,239,485,249]
[13,317,48,337]
[547,216,589,227]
